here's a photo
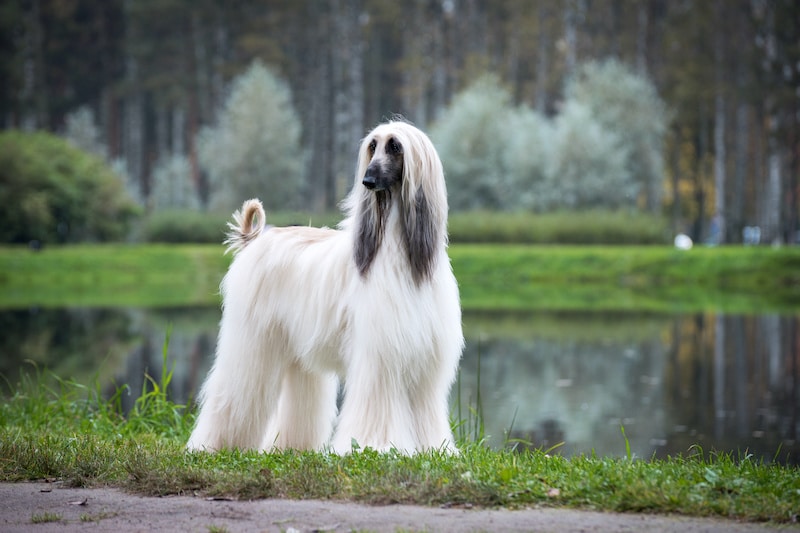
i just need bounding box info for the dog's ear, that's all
[402,186,439,285]
[354,192,387,278]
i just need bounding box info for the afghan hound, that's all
[186,120,464,454]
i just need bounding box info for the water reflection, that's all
[2,307,798,464]
[459,312,799,463]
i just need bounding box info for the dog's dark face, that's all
[363,135,404,192]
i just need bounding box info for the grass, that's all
[30,511,62,523]
[1,244,799,312]
[451,244,800,313]
[1,356,799,524]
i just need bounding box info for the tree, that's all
[433,64,660,213]
[63,105,106,159]
[565,59,668,212]
[502,106,552,211]
[150,153,199,210]
[431,74,517,210]
[546,99,633,210]
[197,61,305,211]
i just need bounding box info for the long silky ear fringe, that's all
[224,198,266,255]
[402,186,439,285]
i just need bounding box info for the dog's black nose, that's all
[362,174,378,190]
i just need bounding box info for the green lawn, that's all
[1,244,799,312]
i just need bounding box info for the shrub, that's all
[0,130,140,244]
[142,209,344,243]
[141,210,229,244]
[447,210,670,244]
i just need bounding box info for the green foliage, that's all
[0,130,140,244]
[63,106,107,160]
[448,210,669,244]
[566,59,669,211]
[30,512,62,524]
[141,209,343,243]
[198,61,305,212]
[432,61,668,213]
[143,210,229,243]
[545,100,632,209]
[150,154,199,210]
[431,74,517,210]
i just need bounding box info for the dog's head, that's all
[362,130,404,192]
[349,119,448,285]
[356,120,447,209]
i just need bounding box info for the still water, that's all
[2,307,798,464]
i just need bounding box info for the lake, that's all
[2,306,797,464]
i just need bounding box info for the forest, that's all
[1,0,798,244]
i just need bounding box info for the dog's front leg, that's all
[331,358,417,454]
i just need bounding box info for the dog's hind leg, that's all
[187,321,284,452]
[260,362,338,451]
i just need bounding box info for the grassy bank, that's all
[1,366,798,523]
[1,244,799,312]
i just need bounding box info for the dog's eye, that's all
[368,139,377,155]
[387,137,402,155]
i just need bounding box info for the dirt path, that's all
[0,482,785,532]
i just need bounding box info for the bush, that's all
[0,130,140,244]
[142,209,344,243]
[448,210,670,244]
[141,210,229,243]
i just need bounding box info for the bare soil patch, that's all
[1,482,782,532]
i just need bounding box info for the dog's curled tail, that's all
[224,198,266,255]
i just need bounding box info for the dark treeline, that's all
[1,0,798,244]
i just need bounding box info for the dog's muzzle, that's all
[362,173,383,191]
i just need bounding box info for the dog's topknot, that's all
[224,198,266,255]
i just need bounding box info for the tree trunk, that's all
[19,0,46,130]
[636,0,648,76]
[731,99,749,243]
[563,0,579,75]
[535,2,551,113]
[331,0,365,205]
[123,54,145,204]
[712,0,726,243]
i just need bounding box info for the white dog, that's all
[187,120,464,454]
